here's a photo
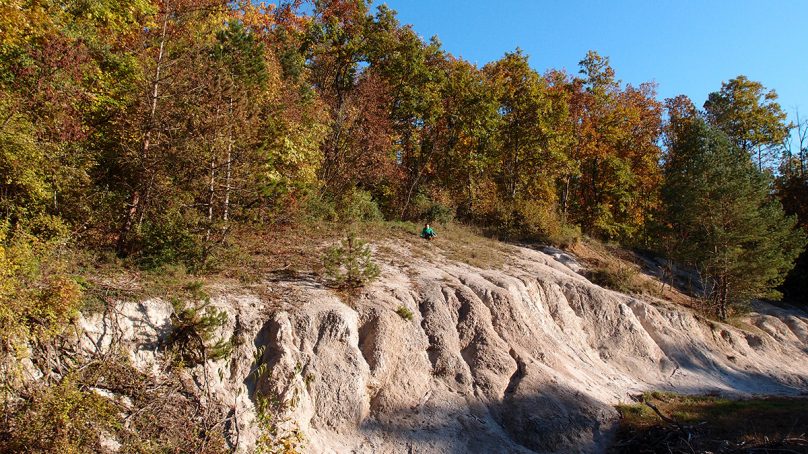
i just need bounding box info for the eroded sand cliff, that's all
[80,240,808,453]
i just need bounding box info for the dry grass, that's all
[435,223,513,270]
[210,222,345,278]
[74,220,524,304]
[569,239,695,306]
[357,221,512,270]
[0,354,228,453]
[612,392,808,453]
[73,223,700,316]
[66,222,347,317]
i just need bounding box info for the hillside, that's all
[71,228,808,453]
[3,2,808,452]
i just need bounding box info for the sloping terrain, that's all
[79,237,808,453]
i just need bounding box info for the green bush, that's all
[1,356,229,453]
[166,298,232,365]
[426,203,454,224]
[490,199,580,245]
[395,306,414,321]
[301,188,383,224]
[254,391,305,454]
[413,193,455,224]
[302,193,338,223]
[137,210,205,270]
[516,200,581,245]
[322,233,380,288]
[338,188,383,222]
[547,222,582,248]
[587,265,639,294]
[252,363,307,454]
[412,193,432,216]
[0,224,82,363]
[0,376,120,453]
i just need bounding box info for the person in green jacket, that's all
[421,223,436,240]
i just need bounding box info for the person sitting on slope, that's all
[421,223,436,241]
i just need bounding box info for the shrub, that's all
[426,203,454,224]
[548,223,582,248]
[166,298,232,365]
[519,201,581,246]
[250,354,305,453]
[0,376,120,453]
[254,391,305,454]
[0,224,82,363]
[1,356,229,453]
[412,193,455,224]
[489,199,580,245]
[137,210,205,271]
[338,188,383,222]
[395,306,414,321]
[322,233,380,288]
[302,193,338,223]
[300,188,383,224]
[587,265,639,294]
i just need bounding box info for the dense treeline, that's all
[1,0,806,326]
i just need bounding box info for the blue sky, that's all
[371,0,808,120]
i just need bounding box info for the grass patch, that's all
[587,265,640,294]
[68,220,518,317]
[395,305,414,321]
[571,238,665,298]
[356,221,511,270]
[437,223,511,269]
[611,392,808,453]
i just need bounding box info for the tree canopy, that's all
[0,0,804,310]
[659,118,806,319]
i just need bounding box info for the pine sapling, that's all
[323,232,380,288]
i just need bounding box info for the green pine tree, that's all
[659,119,806,320]
[323,232,381,288]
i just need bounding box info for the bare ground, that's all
[77,225,808,453]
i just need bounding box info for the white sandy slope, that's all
[80,240,808,453]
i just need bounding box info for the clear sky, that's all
[371,0,808,119]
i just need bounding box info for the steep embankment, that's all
[79,238,808,453]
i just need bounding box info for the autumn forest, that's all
[2,0,807,360]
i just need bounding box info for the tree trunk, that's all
[466,171,475,217]
[117,3,170,255]
[561,174,571,218]
[717,276,729,321]
[222,97,234,233]
[757,145,763,172]
[509,131,520,201]
[205,147,217,243]
[400,129,442,220]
